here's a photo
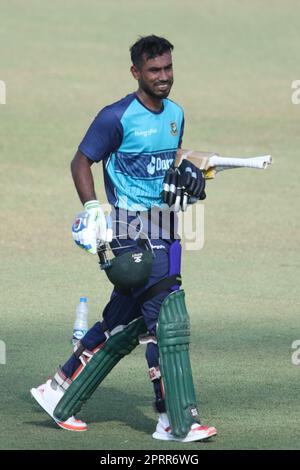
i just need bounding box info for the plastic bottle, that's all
[72,297,88,345]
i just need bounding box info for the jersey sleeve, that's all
[78,106,123,162]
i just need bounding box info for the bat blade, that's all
[175,149,217,170]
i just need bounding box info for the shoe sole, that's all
[152,429,217,443]
[30,388,87,432]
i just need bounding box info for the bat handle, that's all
[97,243,111,270]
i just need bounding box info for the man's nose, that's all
[159,69,169,81]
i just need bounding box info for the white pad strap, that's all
[54,369,72,391]
[74,341,96,366]
[138,333,157,345]
[149,366,161,381]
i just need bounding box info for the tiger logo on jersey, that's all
[170,122,178,136]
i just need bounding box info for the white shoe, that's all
[152,413,217,442]
[30,379,87,432]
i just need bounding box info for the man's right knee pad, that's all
[53,316,147,422]
[157,289,200,438]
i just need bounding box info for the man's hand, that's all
[162,167,180,207]
[162,161,206,211]
[72,200,112,254]
[179,159,206,199]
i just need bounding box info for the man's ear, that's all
[130,65,140,81]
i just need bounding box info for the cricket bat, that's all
[175,149,273,179]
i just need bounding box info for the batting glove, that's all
[72,200,112,254]
[178,159,206,202]
[162,162,206,212]
[162,167,180,207]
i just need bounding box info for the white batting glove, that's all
[72,200,112,255]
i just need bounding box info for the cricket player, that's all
[30,35,217,442]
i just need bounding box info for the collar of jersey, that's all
[134,92,165,115]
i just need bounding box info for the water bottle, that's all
[72,297,88,345]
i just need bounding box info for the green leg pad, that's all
[54,317,147,422]
[157,290,200,438]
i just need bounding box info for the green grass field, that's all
[1,0,299,450]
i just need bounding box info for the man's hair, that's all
[130,35,174,69]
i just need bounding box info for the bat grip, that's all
[97,243,111,270]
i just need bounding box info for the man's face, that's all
[131,51,174,99]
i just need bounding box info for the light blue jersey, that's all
[79,92,184,211]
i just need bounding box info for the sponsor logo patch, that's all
[135,128,158,137]
[170,122,178,136]
[147,156,173,175]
